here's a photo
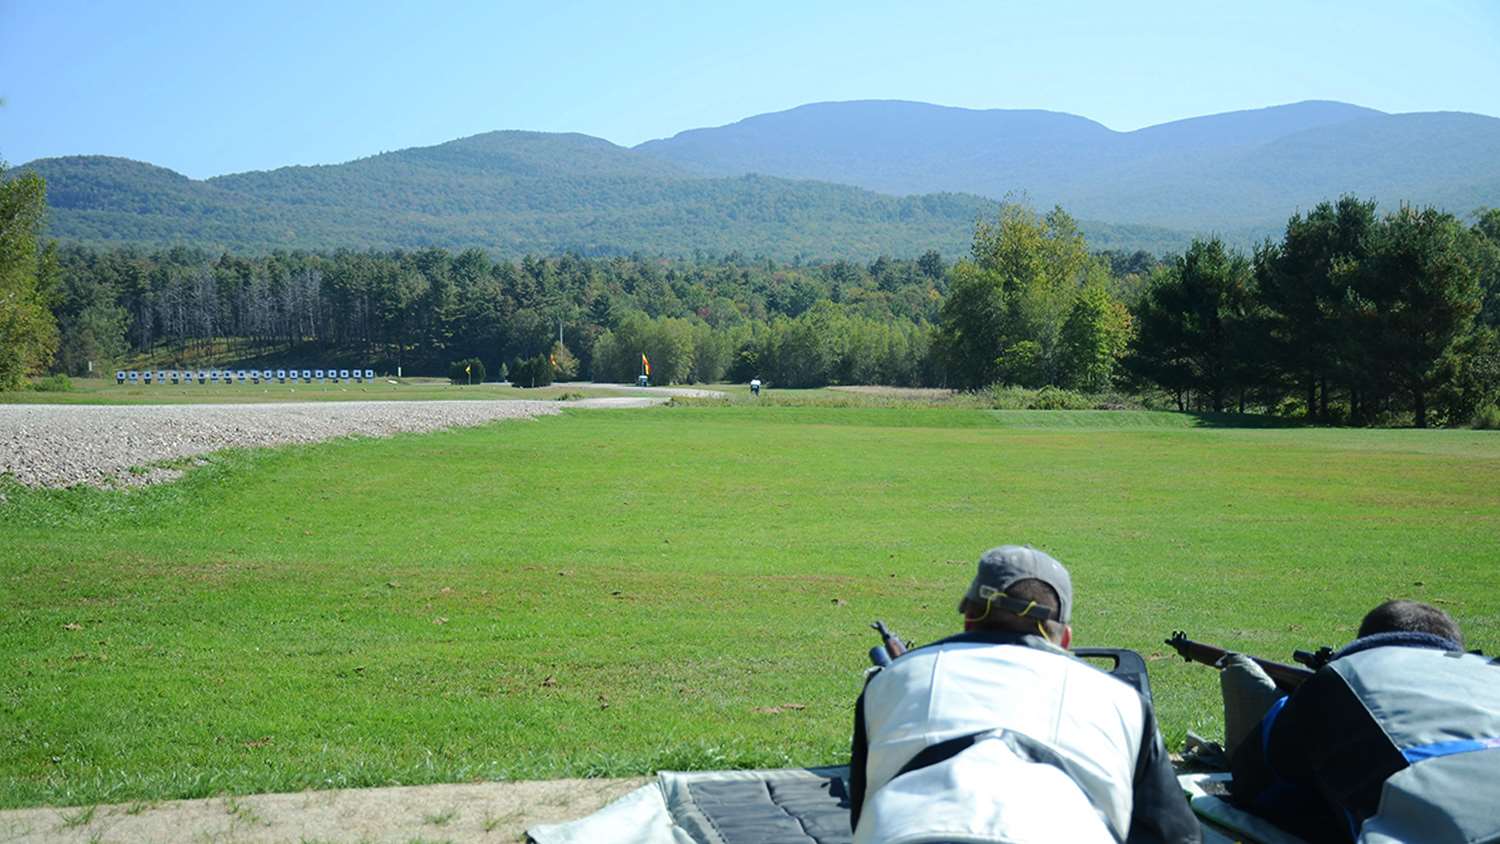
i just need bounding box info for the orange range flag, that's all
[641,353,651,376]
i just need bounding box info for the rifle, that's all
[866,621,1155,700]
[869,620,909,667]
[1165,631,1334,693]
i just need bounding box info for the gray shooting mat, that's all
[528,766,852,844]
[526,767,1303,844]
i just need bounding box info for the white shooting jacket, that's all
[855,638,1148,844]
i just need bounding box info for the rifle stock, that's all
[1165,631,1318,693]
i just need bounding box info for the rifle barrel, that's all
[1166,631,1314,692]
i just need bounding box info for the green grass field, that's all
[2,403,1498,809]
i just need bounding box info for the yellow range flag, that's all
[465,364,471,375]
[549,354,558,368]
[641,353,651,376]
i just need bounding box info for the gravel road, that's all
[0,400,609,489]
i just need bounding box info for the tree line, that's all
[1126,199,1499,427]
[30,230,964,390]
[5,164,1497,426]
[930,201,1499,426]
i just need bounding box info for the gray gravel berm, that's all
[0,400,603,489]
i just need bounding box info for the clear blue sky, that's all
[3,0,1497,179]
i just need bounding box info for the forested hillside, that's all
[44,244,967,390]
[637,100,1500,235]
[21,100,1499,260]
[16,133,1189,260]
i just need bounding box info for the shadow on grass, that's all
[985,409,1303,429]
[668,399,1307,431]
[1184,411,1304,429]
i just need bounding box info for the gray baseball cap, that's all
[959,545,1073,624]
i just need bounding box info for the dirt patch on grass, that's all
[0,778,648,843]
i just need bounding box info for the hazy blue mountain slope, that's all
[636,100,1499,230]
[1057,111,1500,228]
[1118,100,1384,156]
[636,100,1118,200]
[1228,112,1500,209]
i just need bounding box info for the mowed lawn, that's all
[2,405,1498,808]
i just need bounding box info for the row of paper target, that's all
[118,369,376,384]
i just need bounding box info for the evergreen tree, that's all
[1126,239,1254,412]
[1353,207,1480,427]
[1472,208,1500,329]
[1255,197,1377,420]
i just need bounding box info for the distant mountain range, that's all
[638,100,1500,233]
[16,100,1500,260]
